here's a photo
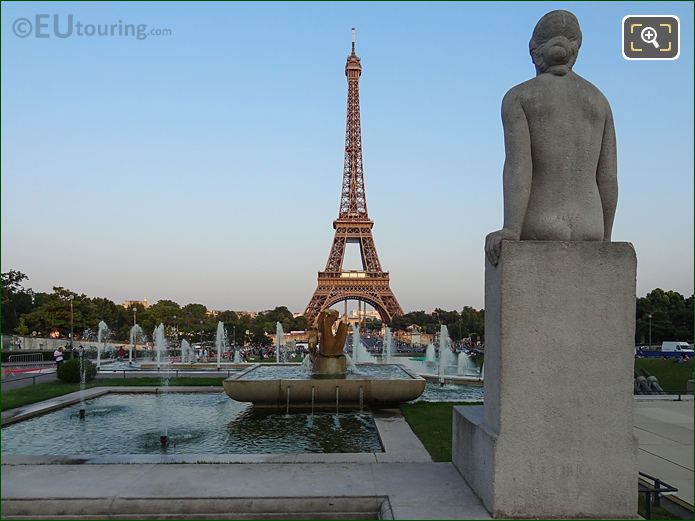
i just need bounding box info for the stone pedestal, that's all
[453,241,638,518]
[312,353,347,377]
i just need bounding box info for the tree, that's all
[1,270,35,334]
[635,289,693,344]
[249,324,271,346]
[389,307,485,343]
[19,287,82,337]
[363,318,383,332]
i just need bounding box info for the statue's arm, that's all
[501,91,533,236]
[485,90,532,265]
[596,106,617,241]
[334,323,348,353]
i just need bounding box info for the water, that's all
[215,322,227,369]
[241,363,414,381]
[1,393,383,455]
[383,327,393,363]
[97,321,110,370]
[351,326,376,364]
[425,343,436,362]
[457,352,478,376]
[154,324,167,370]
[79,347,86,416]
[153,323,169,440]
[129,324,144,364]
[181,340,192,364]
[233,350,241,363]
[438,325,457,377]
[301,354,312,371]
[275,322,284,364]
[416,382,484,402]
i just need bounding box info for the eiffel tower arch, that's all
[304,30,404,327]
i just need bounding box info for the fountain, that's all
[275,322,284,364]
[351,325,376,364]
[180,339,192,363]
[437,325,456,377]
[97,321,110,370]
[233,349,241,363]
[457,352,477,376]
[78,345,86,419]
[153,323,169,446]
[215,321,227,370]
[129,324,143,365]
[154,324,164,369]
[425,342,436,362]
[383,327,393,363]
[224,309,425,408]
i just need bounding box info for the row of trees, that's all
[2,271,692,345]
[635,289,693,345]
[1,271,305,346]
[390,307,485,343]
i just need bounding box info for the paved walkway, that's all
[1,369,57,391]
[634,398,694,505]
[1,462,490,519]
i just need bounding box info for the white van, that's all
[661,341,694,354]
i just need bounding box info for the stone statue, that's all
[311,309,349,376]
[485,10,617,265]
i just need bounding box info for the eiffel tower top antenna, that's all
[351,27,356,53]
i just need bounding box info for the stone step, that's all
[2,496,391,520]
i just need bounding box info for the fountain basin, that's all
[223,364,426,409]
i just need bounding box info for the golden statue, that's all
[309,309,348,376]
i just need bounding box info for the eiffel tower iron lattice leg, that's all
[304,30,403,326]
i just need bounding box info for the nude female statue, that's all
[485,10,617,265]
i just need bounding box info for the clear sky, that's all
[2,1,693,313]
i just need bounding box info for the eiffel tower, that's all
[304,30,404,327]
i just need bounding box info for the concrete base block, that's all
[453,241,638,518]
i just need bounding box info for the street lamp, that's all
[648,314,653,348]
[69,295,74,351]
[200,320,204,358]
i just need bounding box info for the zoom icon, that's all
[623,15,680,60]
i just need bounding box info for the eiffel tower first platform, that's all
[304,30,404,327]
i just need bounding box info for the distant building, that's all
[271,330,309,345]
[123,297,149,309]
[343,308,381,327]
[394,325,433,347]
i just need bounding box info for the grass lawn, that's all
[634,359,693,392]
[1,377,225,412]
[400,401,478,462]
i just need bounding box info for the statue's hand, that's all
[307,329,318,355]
[485,228,518,266]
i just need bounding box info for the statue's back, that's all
[514,72,610,241]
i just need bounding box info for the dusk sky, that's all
[2,1,693,313]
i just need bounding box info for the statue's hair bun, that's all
[529,10,582,74]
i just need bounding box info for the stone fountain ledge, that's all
[418,374,483,386]
[1,386,431,465]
